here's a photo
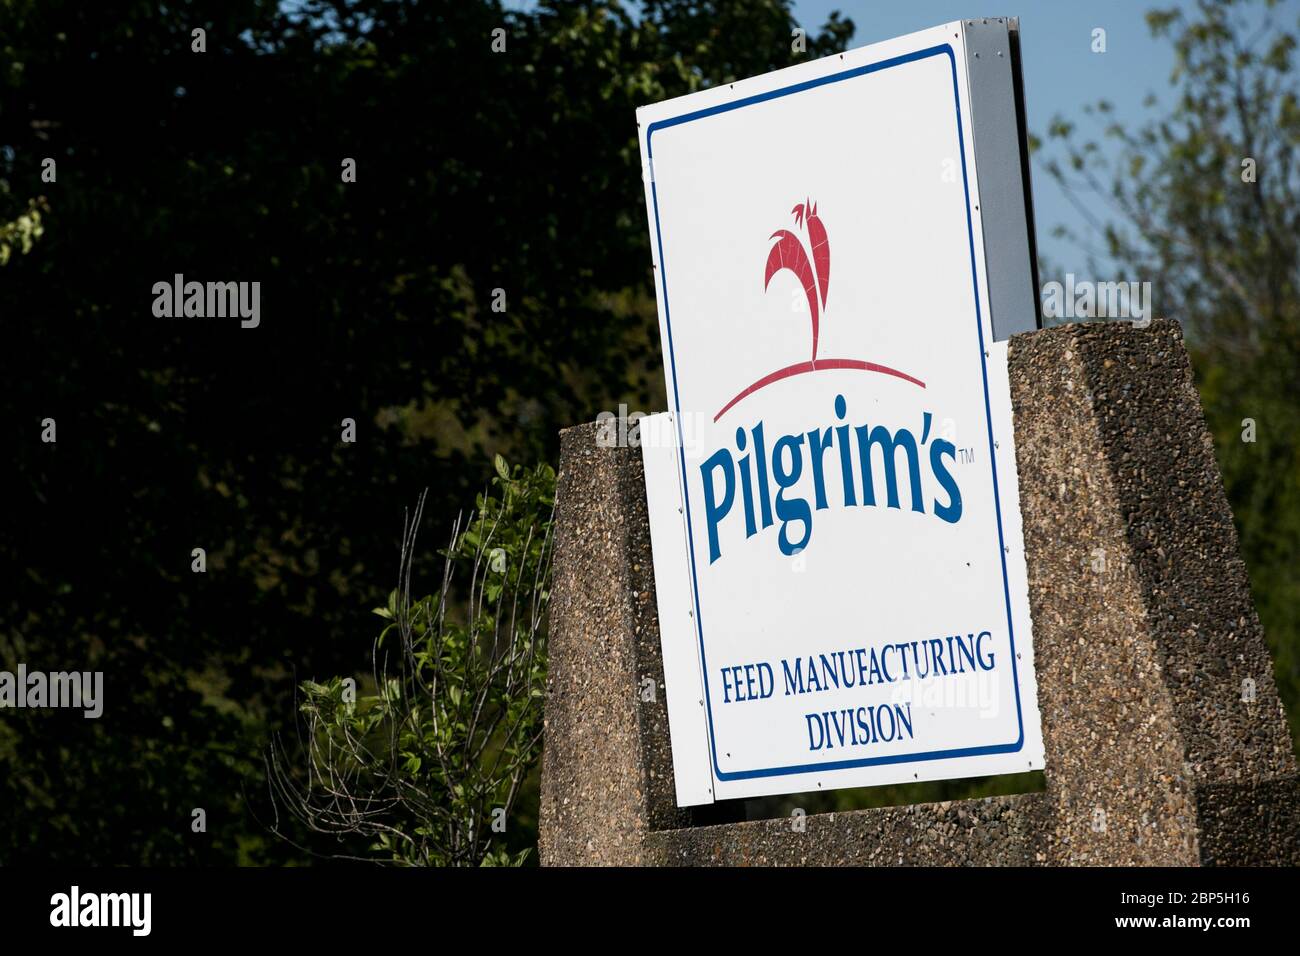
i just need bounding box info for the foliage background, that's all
[1,0,1295,862]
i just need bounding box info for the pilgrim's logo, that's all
[767,199,831,363]
[715,200,924,422]
[700,199,962,564]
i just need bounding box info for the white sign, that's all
[637,20,1045,805]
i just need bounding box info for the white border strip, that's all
[641,412,715,806]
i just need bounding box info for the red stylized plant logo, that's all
[765,199,830,362]
[714,198,926,422]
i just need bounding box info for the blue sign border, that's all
[645,43,1027,783]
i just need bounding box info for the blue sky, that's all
[792,1,1179,275]
[504,1,1297,276]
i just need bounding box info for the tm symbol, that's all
[958,447,976,464]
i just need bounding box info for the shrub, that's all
[269,457,555,865]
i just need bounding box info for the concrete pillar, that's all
[538,320,1299,865]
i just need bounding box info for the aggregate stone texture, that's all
[538,319,1300,865]
[538,427,691,866]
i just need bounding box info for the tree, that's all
[1040,0,1300,750]
[0,0,853,863]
